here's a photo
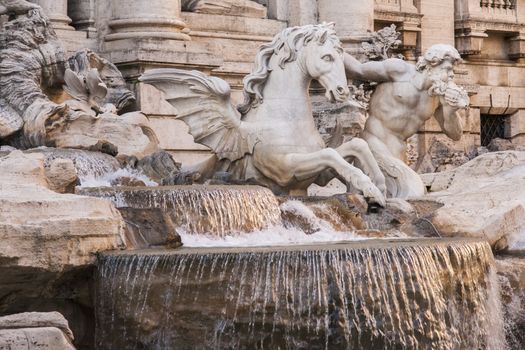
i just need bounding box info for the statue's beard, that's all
[426,70,469,108]
[426,71,450,97]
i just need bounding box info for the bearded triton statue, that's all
[344,44,469,198]
[0,1,158,159]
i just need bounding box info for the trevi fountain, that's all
[0,1,523,349]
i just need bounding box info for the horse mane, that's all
[237,23,341,116]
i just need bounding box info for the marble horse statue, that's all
[140,23,386,205]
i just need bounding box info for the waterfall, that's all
[38,148,121,179]
[79,185,281,236]
[95,239,506,350]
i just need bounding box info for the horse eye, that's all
[322,54,334,62]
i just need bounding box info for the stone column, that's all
[317,0,373,40]
[106,0,190,42]
[266,0,317,26]
[32,0,74,30]
[68,0,96,35]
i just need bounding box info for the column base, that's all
[107,18,191,42]
[49,14,75,31]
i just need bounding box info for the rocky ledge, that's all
[0,312,76,350]
[0,150,125,348]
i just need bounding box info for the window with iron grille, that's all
[480,114,509,146]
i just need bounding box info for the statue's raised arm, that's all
[344,53,411,83]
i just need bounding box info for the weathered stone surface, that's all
[487,138,525,152]
[0,150,126,271]
[136,150,181,184]
[0,327,76,350]
[0,150,125,348]
[312,96,367,146]
[495,253,525,350]
[45,158,79,193]
[420,151,525,250]
[0,311,76,349]
[0,311,74,341]
[45,110,159,159]
[416,138,472,173]
[0,149,115,348]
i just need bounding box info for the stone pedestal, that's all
[32,0,74,31]
[106,0,190,42]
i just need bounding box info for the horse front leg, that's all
[282,148,386,206]
[334,138,387,194]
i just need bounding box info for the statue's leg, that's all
[362,132,425,198]
[260,148,385,206]
[333,138,386,193]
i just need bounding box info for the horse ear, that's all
[319,30,328,44]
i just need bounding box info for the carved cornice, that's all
[455,18,525,34]
[455,17,525,58]
[374,9,423,25]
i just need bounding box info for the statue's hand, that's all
[444,84,469,109]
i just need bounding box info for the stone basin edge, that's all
[98,237,491,257]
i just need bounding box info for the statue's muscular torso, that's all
[362,78,440,160]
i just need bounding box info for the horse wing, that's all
[139,68,256,162]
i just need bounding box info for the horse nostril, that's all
[336,86,345,94]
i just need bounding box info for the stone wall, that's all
[33,0,525,170]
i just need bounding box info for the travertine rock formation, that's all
[44,158,79,193]
[0,149,126,347]
[421,151,525,250]
[0,312,76,350]
[416,138,472,173]
[0,150,126,270]
[0,150,125,310]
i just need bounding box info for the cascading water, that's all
[37,148,121,180]
[79,185,282,236]
[26,147,156,187]
[95,238,506,350]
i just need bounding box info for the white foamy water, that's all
[180,199,366,247]
[79,168,158,187]
[180,226,366,247]
[509,228,525,250]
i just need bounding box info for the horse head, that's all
[300,24,349,103]
[238,23,350,115]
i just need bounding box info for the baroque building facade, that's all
[29,0,525,170]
